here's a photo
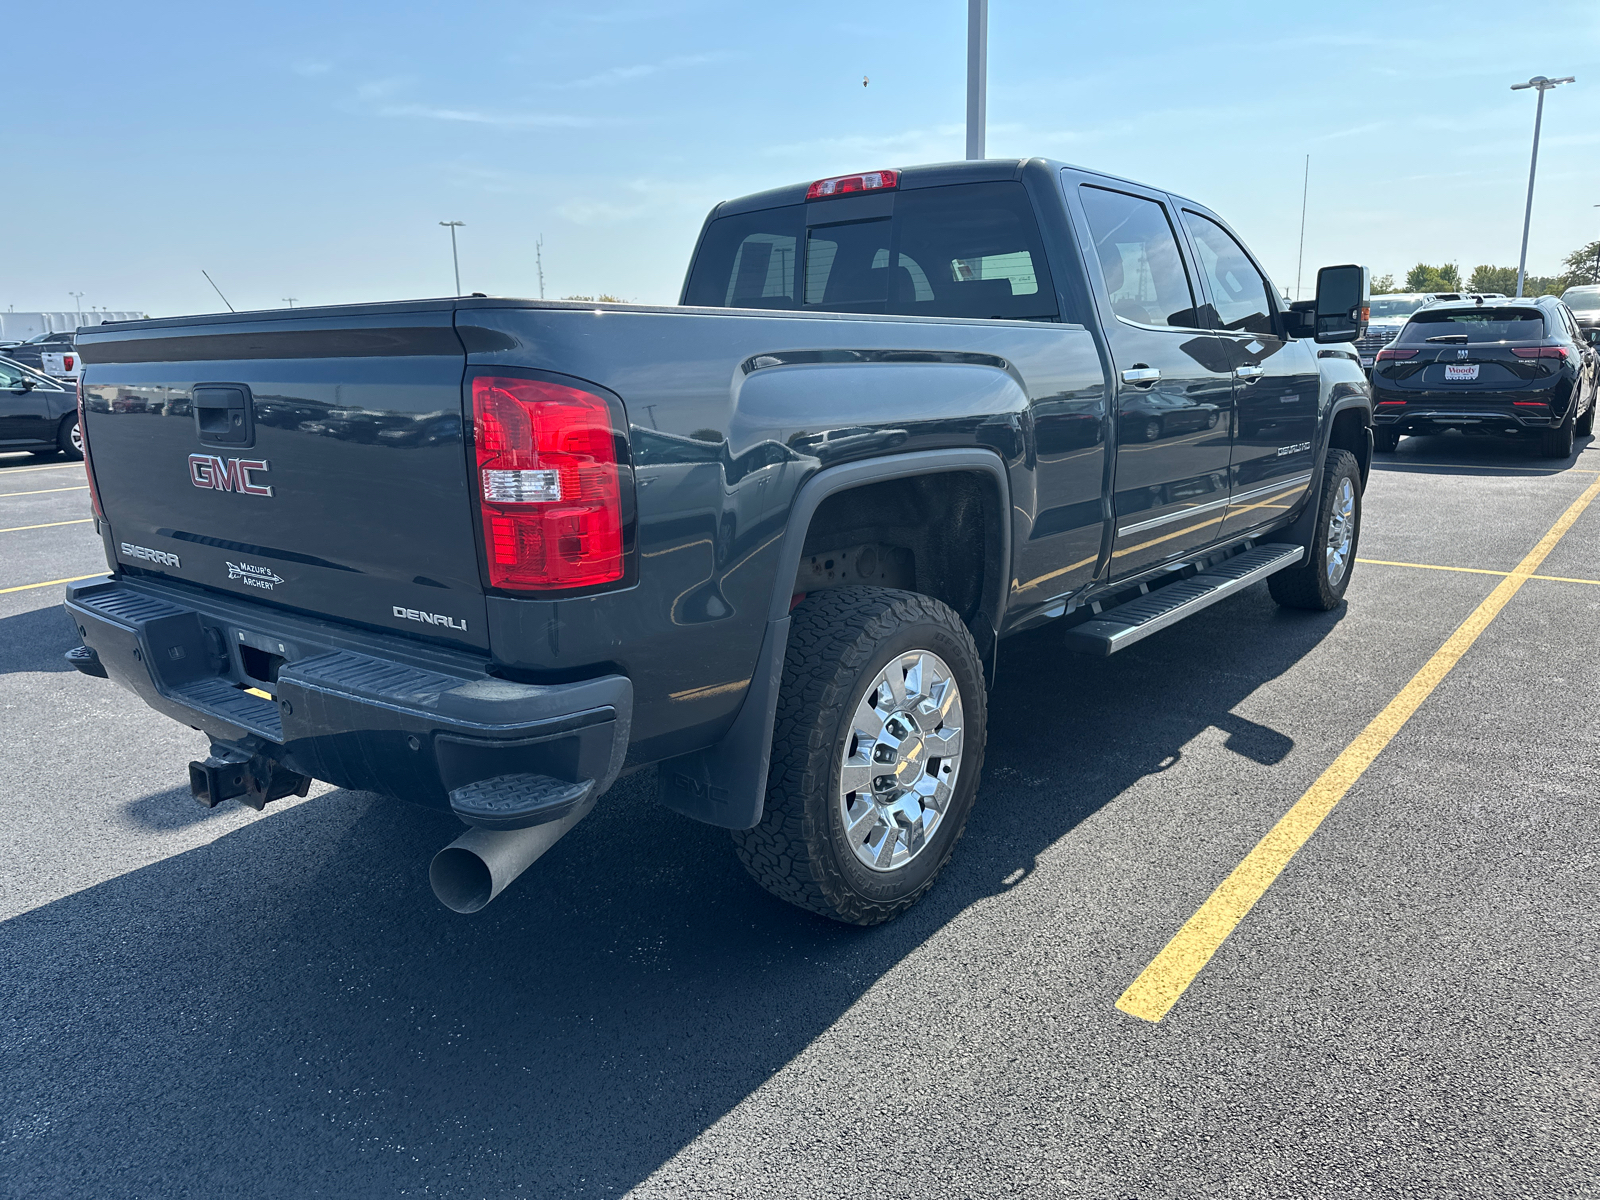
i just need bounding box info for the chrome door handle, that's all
[1236,365,1265,381]
[1120,367,1161,385]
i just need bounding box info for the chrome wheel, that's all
[69,420,83,453]
[838,649,965,872]
[1325,475,1355,586]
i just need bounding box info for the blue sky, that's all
[7,0,1599,316]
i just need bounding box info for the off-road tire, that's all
[1372,427,1399,454]
[1268,449,1362,612]
[1541,409,1575,458]
[731,587,987,925]
[58,414,83,461]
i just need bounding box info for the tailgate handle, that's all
[192,384,254,448]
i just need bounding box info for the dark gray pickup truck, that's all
[66,158,1373,924]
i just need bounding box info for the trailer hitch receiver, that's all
[189,747,313,811]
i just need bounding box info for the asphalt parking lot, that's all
[2,433,1596,1198]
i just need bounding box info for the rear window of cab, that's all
[1399,309,1547,344]
[684,181,1058,321]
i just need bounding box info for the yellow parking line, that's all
[0,461,86,475]
[1357,558,1510,578]
[0,573,103,596]
[1374,461,1600,475]
[1116,473,1600,1023]
[1357,558,1600,587]
[0,486,89,499]
[0,518,95,534]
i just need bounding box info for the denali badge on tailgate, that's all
[392,605,468,632]
[189,453,273,496]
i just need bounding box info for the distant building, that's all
[0,310,148,342]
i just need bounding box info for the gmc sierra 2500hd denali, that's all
[66,158,1372,924]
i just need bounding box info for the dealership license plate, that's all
[1444,363,1480,382]
[1359,356,1374,367]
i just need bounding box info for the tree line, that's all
[1372,239,1600,296]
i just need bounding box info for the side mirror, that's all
[1313,264,1370,344]
[1583,329,1600,347]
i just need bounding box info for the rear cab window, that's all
[684,181,1058,321]
[1399,309,1547,344]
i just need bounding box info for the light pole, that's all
[440,221,466,295]
[1511,74,1574,298]
[282,297,297,308]
[69,291,83,318]
[966,0,987,160]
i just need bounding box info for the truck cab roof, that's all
[714,157,1206,218]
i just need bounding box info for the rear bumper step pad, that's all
[1062,544,1304,657]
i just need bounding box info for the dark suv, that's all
[1370,296,1597,457]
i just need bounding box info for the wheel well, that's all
[794,471,1003,652]
[1328,406,1371,487]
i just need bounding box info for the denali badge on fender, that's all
[189,453,273,496]
[392,605,468,632]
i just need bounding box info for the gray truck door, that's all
[1064,174,1235,579]
[1178,206,1319,540]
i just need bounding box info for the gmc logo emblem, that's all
[189,454,273,497]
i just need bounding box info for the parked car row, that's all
[1369,294,1598,457]
[1354,292,1506,370]
[1,329,82,381]
[0,355,83,458]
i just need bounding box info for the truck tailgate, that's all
[76,307,489,651]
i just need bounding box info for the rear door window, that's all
[1077,185,1200,329]
[1399,310,1547,343]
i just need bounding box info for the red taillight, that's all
[1377,399,1406,406]
[471,375,624,591]
[806,169,899,200]
[1374,348,1418,362]
[63,354,75,371]
[1513,400,1549,407]
[1511,346,1567,359]
[78,381,104,520]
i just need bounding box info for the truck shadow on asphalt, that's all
[0,586,1340,1197]
[0,605,78,675]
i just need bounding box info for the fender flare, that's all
[656,448,1012,829]
[1279,390,1371,551]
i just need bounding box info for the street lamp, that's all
[69,291,83,317]
[1511,74,1575,298]
[966,0,987,160]
[440,221,466,295]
